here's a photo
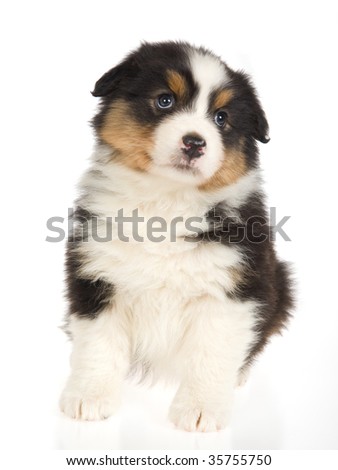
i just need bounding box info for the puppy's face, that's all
[92,42,269,190]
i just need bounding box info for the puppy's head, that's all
[92,42,269,190]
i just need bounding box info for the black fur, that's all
[66,244,114,319]
[200,195,293,365]
[66,207,115,319]
[207,73,269,159]
[225,69,270,144]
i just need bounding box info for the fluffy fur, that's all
[60,41,293,432]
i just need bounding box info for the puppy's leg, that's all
[169,296,256,432]
[60,310,129,421]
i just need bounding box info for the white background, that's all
[1,0,338,456]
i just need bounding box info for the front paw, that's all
[169,399,229,432]
[59,380,120,421]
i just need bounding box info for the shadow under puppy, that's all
[60,41,293,432]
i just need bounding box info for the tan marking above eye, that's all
[100,100,153,171]
[166,70,188,100]
[213,89,234,110]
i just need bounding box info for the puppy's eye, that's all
[214,111,228,127]
[156,94,175,109]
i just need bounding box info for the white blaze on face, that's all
[190,50,228,116]
[150,50,230,184]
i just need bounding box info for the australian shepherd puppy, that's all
[60,41,293,432]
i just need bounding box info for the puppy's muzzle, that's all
[182,134,206,162]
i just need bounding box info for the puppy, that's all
[60,41,293,432]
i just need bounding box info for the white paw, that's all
[59,382,120,421]
[169,401,229,432]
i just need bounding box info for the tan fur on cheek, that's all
[100,100,153,171]
[167,70,188,100]
[198,149,247,191]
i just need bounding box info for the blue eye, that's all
[157,94,175,109]
[214,111,228,127]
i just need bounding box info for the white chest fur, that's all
[73,155,259,378]
[62,150,261,429]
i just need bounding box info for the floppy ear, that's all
[91,65,123,97]
[243,77,270,144]
[91,58,137,97]
[230,70,270,144]
[252,96,270,144]
[252,101,270,144]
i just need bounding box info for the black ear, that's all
[229,70,270,144]
[91,65,123,97]
[252,103,270,144]
[91,58,137,97]
[245,80,270,144]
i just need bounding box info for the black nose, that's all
[182,134,206,160]
[183,134,206,148]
